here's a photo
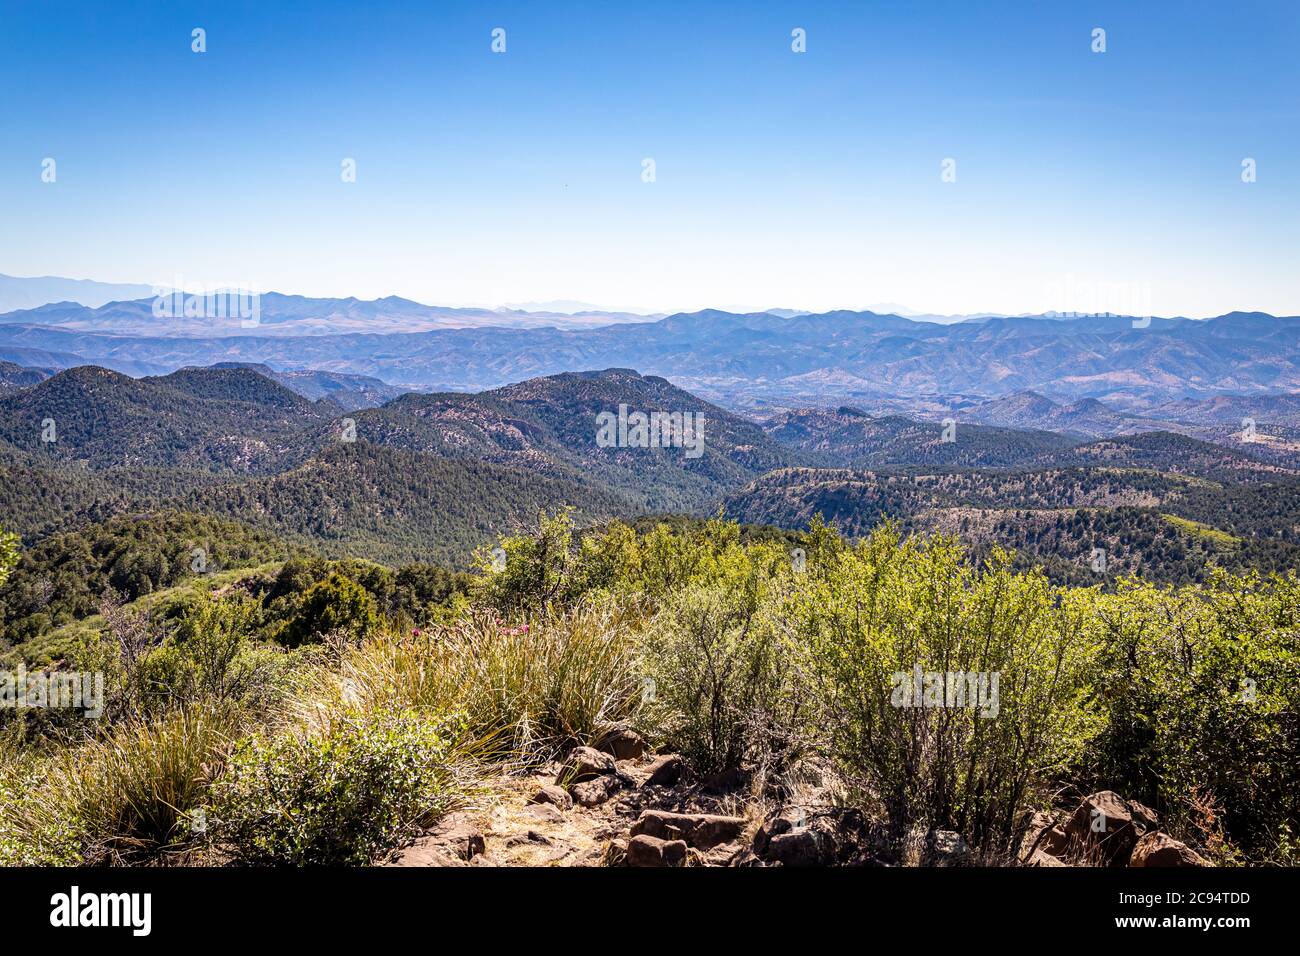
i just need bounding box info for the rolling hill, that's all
[761,405,1077,469]
[0,366,335,472]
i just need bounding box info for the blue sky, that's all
[2,0,1298,316]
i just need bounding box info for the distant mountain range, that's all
[0,274,156,313]
[0,291,659,339]
[2,298,1299,409]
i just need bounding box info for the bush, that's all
[475,509,576,614]
[205,709,470,866]
[0,728,83,865]
[640,554,806,777]
[1087,570,1300,858]
[795,527,1102,850]
[137,595,288,715]
[276,572,378,647]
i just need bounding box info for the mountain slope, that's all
[762,405,1077,469]
[0,366,333,472]
[180,442,628,566]
[0,360,52,395]
[1037,431,1296,482]
[0,274,155,313]
[347,368,798,511]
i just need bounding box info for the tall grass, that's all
[1,703,243,864]
[302,602,647,761]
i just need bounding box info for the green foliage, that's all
[135,595,288,715]
[1086,570,1300,857]
[320,603,645,760]
[475,508,576,613]
[185,443,627,567]
[0,704,241,864]
[0,529,17,589]
[275,572,379,647]
[794,527,1102,848]
[205,709,469,866]
[0,511,291,646]
[639,537,805,775]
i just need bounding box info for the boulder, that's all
[631,810,746,849]
[626,834,688,867]
[384,814,484,866]
[528,784,573,811]
[1065,791,1159,866]
[642,753,684,787]
[571,775,624,808]
[752,809,839,866]
[1027,848,1067,867]
[1130,832,1210,867]
[752,808,813,855]
[765,828,837,867]
[700,841,744,867]
[556,746,616,786]
[1037,824,1070,858]
[596,728,648,761]
[1018,811,1061,857]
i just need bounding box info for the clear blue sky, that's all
[2,0,1297,316]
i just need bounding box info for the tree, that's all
[278,573,378,646]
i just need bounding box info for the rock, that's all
[1065,791,1159,866]
[505,830,553,848]
[1037,824,1070,858]
[751,808,839,866]
[730,846,765,867]
[752,808,802,856]
[383,813,484,866]
[571,775,624,808]
[529,784,573,811]
[643,753,684,787]
[1028,848,1067,867]
[423,814,485,861]
[631,810,747,849]
[700,841,744,866]
[928,830,971,866]
[524,803,566,825]
[557,746,616,786]
[596,728,647,761]
[1130,832,1210,867]
[765,828,838,867]
[625,834,688,867]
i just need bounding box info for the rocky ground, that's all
[382,731,1210,868]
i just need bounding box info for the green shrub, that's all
[0,728,84,865]
[795,527,1102,849]
[1088,570,1300,857]
[641,556,806,776]
[276,572,378,647]
[126,595,287,716]
[206,709,469,866]
[475,508,576,614]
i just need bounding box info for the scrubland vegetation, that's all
[1,511,1296,866]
